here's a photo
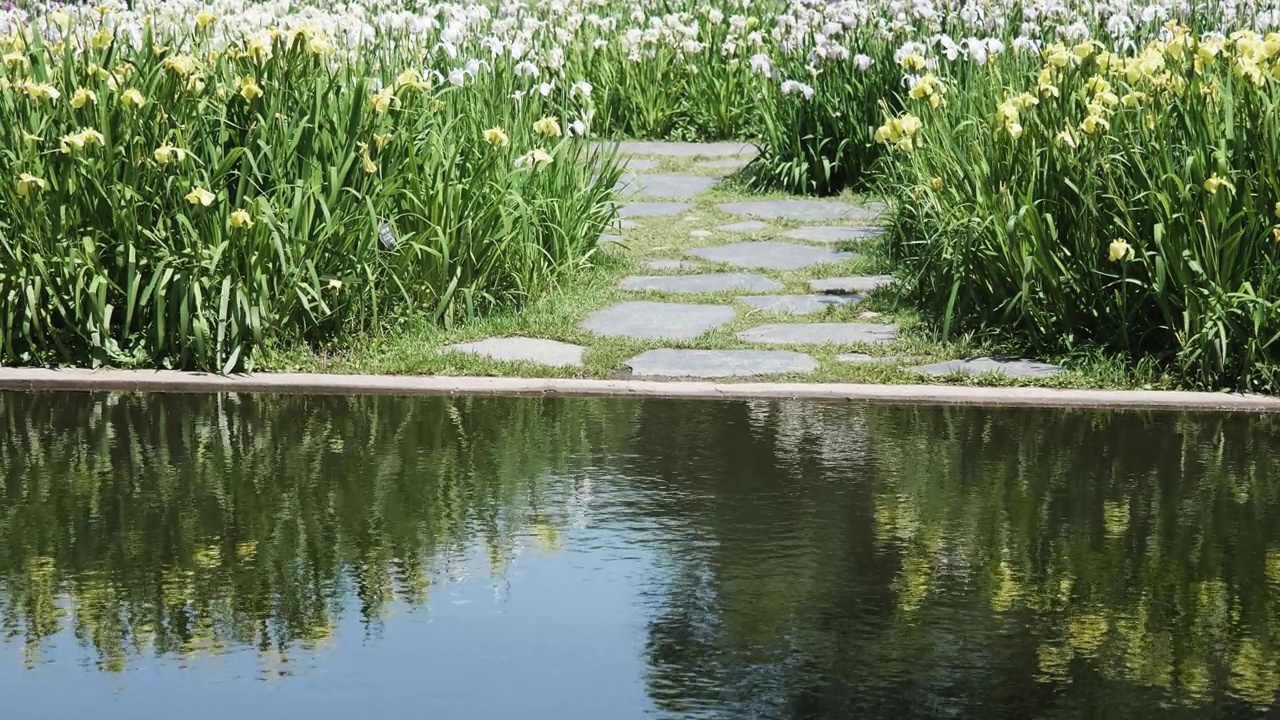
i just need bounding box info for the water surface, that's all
[1,392,1278,718]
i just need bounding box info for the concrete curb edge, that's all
[0,368,1275,412]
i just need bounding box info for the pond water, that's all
[0,392,1278,718]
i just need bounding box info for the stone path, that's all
[618,201,693,218]
[620,273,783,294]
[580,301,736,340]
[785,226,884,243]
[736,323,899,346]
[718,221,767,233]
[739,294,859,314]
[620,158,658,171]
[643,259,701,271]
[626,349,816,378]
[602,141,756,157]
[838,353,904,364]
[448,142,1063,380]
[909,357,1063,378]
[687,241,855,271]
[717,199,883,223]
[445,337,586,367]
[616,174,720,199]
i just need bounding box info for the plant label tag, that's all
[378,223,397,250]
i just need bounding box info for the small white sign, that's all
[378,222,397,250]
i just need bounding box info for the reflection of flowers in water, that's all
[1029,578,1280,708]
[1102,500,1129,538]
[13,511,575,677]
[14,557,62,669]
[1036,639,1072,681]
[1115,604,1174,691]
[874,493,922,548]
[1066,610,1108,656]
[1230,638,1280,708]
[529,515,562,552]
[1267,548,1280,587]
[891,546,935,615]
[743,400,869,467]
[989,559,1021,613]
[878,479,1280,710]
[0,392,608,678]
[863,408,1280,711]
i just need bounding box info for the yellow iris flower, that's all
[1108,239,1134,262]
[59,128,105,154]
[369,86,399,114]
[19,80,60,102]
[483,126,510,147]
[15,173,45,197]
[533,116,562,137]
[185,187,216,207]
[308,36,334,56]
[238,76,264,101]
[515,148,553,168]
[120,88,146,107]
[358,143,377,174]
[153,144,188,165]
[1203,173,1236,195]
[1080,114,1109,135]
[396,69,427,90]
[71,88,97,109]
[163,55,198,77]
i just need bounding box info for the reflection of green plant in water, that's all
[0,392,633,674]
[9,393,1276,714]
[866,407,1280,710]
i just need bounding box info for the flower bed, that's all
[7,0,1280,385]
[0,1,619,371]
[880,23,1280,390]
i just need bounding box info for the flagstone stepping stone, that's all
[444,337,586,367]
[716,199,881,223]
[621,273,783,294]
[625,349,816,378]
[619,201,694,218]
[643,259,701,271]
[837,353,901,363]
[608,141,757,157]
[909,357,1064,378]
[690,230,712,238]
[599,233,624,244]
[688,241,855,271]
[738,294,859,315]
[617,174,720,199]
[809,275,894,293]
[737,323,898,346]
[581,301,736,340]
[785,226,885,243]
[718,221,768,233]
